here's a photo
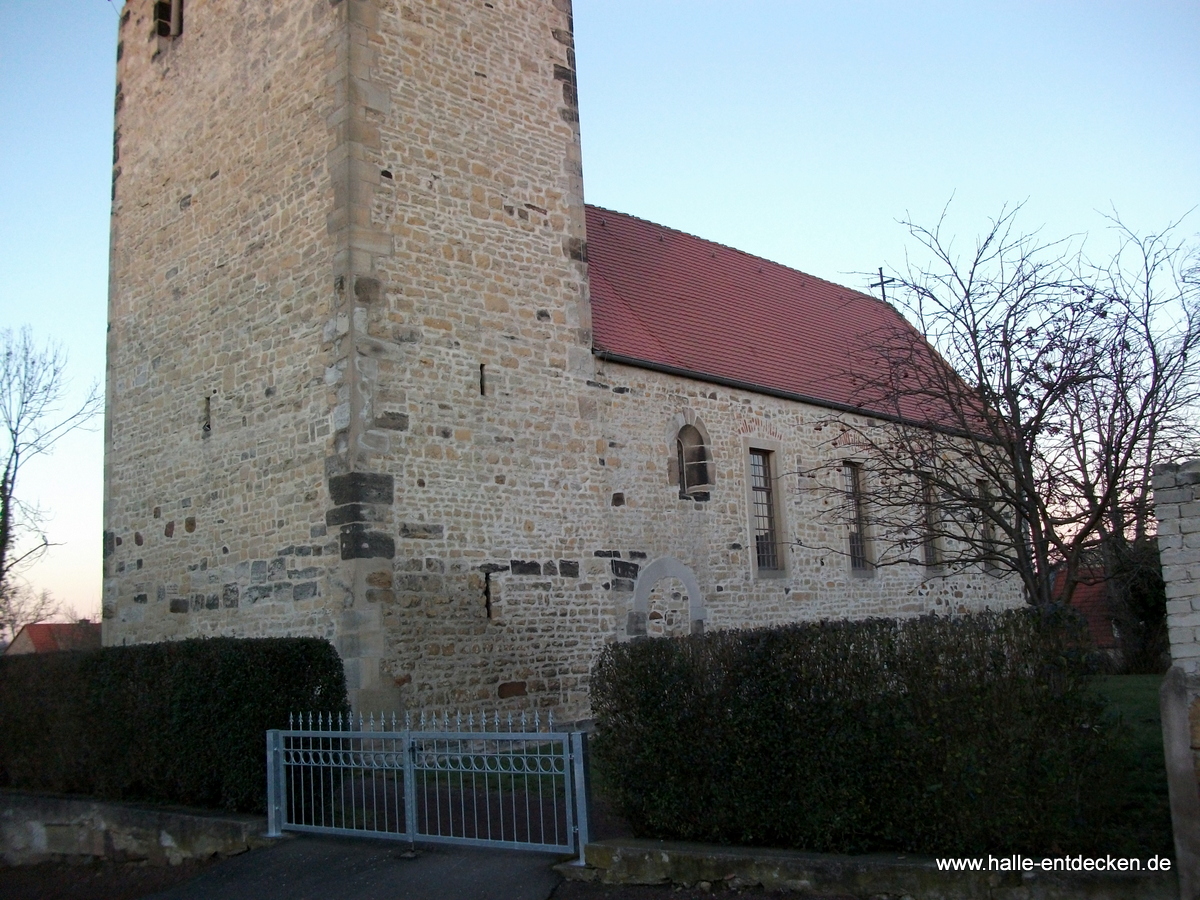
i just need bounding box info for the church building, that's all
[102,0,1021,716]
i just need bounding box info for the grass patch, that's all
[1086,674,1173,857]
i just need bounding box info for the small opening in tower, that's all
[479,364,486,397]
[202,395,211,434]
[154,0,183,38]
[381,169,392,179]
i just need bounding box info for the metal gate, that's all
[265,711,590,857]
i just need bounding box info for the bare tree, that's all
[0,328,102,637]
[829,205,1199,609]
[0,583,67,644]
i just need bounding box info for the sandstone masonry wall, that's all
[369,351,1023,718]
[104,0,345,644]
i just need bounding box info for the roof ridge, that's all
[584,203,887,308]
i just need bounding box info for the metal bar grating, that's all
[750,449,779,570]
[266,710,584,855]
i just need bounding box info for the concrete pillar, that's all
[1153,460,1200,896]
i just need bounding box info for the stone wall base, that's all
[559,838,1178,900]
[1,790,274,866]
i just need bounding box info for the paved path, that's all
[144,835,565,900]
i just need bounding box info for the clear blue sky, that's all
[1,0,1197,619]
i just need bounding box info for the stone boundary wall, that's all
[1156,460,1200,674]
[1154,461,1200,757]
[0,790,271,866]
[560,839,1177,899]
[1153,459,1200,897]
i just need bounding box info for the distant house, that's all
[4,622,102,656]
[1053,570,1118,651]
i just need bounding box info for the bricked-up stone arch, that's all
[627,557,705,637]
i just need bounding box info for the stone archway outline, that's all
[626,556,706,637]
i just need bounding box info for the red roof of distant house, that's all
[1053,571,1117,650]
[586,205,944,422]
[4,622,102,656]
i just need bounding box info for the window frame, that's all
[976,478,999,573]
[154,0,183,38]
[742,437,787,578]
[668,414,714,501]
[920,474,941,569]
[843,460,872,574]
[675,424,713,498]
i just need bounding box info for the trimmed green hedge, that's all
[591,608,1113,855]
[0,637,348,812]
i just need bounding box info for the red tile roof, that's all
[1053,570,1117,650]
[586,205,939,421]
[4,622,102,655]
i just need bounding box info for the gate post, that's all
[265,729,284,837]
[403,732,417,843]
[569,731,592,864]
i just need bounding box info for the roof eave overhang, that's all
[592,349,996,445]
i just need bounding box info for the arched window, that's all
[675,424,713,499]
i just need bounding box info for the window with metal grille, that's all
[750,449,779,570]
[675,424,712,499]
[976,478,998,571]
[844,461,870,571]
[921,475,941,567]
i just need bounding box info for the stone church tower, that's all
[105,0,597,712]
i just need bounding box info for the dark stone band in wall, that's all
[353,276,381,304]
[339,524,395,560]
[611,559,639,580]
[399,523,443,539]
[327,503,388,526]
[374,412,409,431]
[328,472,394,506]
